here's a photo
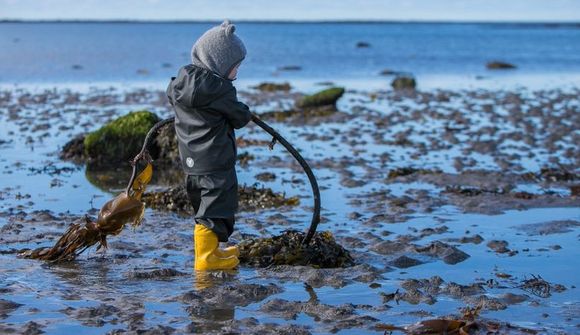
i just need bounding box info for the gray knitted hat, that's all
[191,20,246,79]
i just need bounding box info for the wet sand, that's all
[0,85,578,334]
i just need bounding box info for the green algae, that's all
[84,110,160,164]
[391,75,416,90]
[296,87,345,109]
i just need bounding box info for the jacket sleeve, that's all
[166,77,176,106]
[212,86,252,129]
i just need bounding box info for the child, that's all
[166,20,251,271]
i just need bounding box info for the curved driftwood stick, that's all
[127,114,321,245]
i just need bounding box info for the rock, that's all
[515,220,580,236]
[500,293,528,305]
[441,282,484,298]
[61,112,179,169]
[391,255,424,268]
[571,185,580,197]
[538,168,577,181]
[59,134,85,163]
[387,167,439,179]
[468,295,507,310]
[379,69,399,76]
[296,87,345,109]
[370,240,407,255]
[0,299,22,316]
[255,172,276,182]
[253,82,292,92]
[391,75,416,90]
[456,234,484,244]
[414,241,470,264]
[278,65,302,71]
[83,110,160,165]
[126,268,187,280]
[486,240,511,253]
[486,61,517,70]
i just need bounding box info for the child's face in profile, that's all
[228,63,241,81]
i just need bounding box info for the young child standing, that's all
[166,20,251,271]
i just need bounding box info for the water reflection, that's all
[194,270,238,291]
[85,166,184,193]
[187,270,239,330]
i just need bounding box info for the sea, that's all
[1,21,580,91]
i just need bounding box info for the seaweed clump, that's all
[238,184,300,211]
[239,230,354,268]
[142,184,299,214]
[387,167,440,179]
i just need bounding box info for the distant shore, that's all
[1,19,580,26]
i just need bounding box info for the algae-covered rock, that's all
[253,82,292,92]
[59,134,86,163]
[239,230,355,268]
[83,111,160,164]
[296,87,345,109]
[391,75,416,90]
[62,111,179,168]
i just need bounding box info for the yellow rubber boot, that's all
[194,224,239,271]
[215,245,240,258]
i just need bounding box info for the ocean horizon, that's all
[1,21,579,90]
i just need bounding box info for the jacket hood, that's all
[168,64,233,108]
[190,20,246,78]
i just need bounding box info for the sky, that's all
[1,0,580,22]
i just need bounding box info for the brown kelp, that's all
[19,164,153,261]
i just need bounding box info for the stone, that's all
[296,87,345,109]
[486,61,517,70]
[391,75,416,90]
[83,110,160,165]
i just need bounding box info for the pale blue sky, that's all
[1,0,579,22]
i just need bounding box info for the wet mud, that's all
[0,86,578,334]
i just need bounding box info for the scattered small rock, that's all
[486,61,517,70]
[391,75,416,90]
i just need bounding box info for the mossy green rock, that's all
[254,82,292,92]
[84,110,160,164]
[391,75,416,90]
[296,87,345,108]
